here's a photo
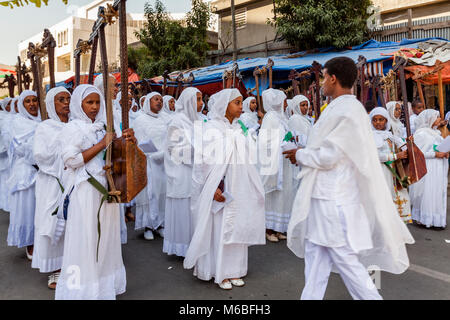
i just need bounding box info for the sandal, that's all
[48,272,60,290]
[218,279,232,290]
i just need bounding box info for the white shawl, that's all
[239,96,259,130]
[386,101,406,139]
[288,95,313,138]
[288,94,414,274]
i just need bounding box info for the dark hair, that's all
[412,98,423,108]
[324,57,358,89]
[364,100,376,113]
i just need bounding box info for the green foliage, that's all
[0,0,67,9]
[131,0,211,79]
[270,0,372,50]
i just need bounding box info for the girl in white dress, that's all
[32,87,71,289]
[409,109,449,229]
[370,107,412,224]
[258,89,296,242]
[134,92,168,240]
[288,95,313,139]
[239,97,260,132]
[163,87,203,257]
[0,98,12,212]
[7,90,41,260]
[184,88,265,290]
[55,84,133,300]
[386,101,407,139]
[160,95,176,124]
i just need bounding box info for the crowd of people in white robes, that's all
[0,56,447,300]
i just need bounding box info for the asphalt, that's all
[0,205,449,300]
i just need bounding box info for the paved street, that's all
[0,206,449,300]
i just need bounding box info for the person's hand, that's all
[283,148,300,165]
[123,128,137,144]
[439,120,448,128]
[396,150,408,160]
[213,188,226,202]
[435,152,449,159]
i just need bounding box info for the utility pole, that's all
[231,0,237,61]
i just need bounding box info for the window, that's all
[63,30,68,45]
[235,7,247,30]
[58,33,62,47]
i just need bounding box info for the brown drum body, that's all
[112,136,147,203]
[404,140,427,185]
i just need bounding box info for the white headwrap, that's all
[69,84,106,126]
[208,88,242,122]
[370,107,393,147]
[262,88,288,128]
[93,73,115,97]
[142,92,162,117]
[386,101,405,138]
[242,96,256,114]
[10,97,18,114]
[162,95,175,114]
[175,87,201,123]
[291,95,310,116]
[1,97,12,111]
[415,109,440,132]
[45,87,71,122]
[18,90,41,122]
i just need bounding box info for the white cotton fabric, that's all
[288,94,414,275]
[160,95,175,124]
[0,98,13,211]
[55,84,126,300]
[134,92,167,231]
[18,90,41,122]
[163,87,201,256]
[32,87,71,272]
[409,109,448,227]
[288,95,313,138]
[370,107,411,223]
[386,101,406,139]
[239,97,259,131]
[258,89,295,233]
[6,90,41,248]
[184,88,266,284]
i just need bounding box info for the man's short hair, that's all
[324,57,358,89]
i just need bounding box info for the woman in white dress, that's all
[258,89,295,242]
[7,90,41,260]
[163,87,203,257]
[32,87,71,289]
[55,84,133,300]
[134,92,168,240]
[0,98,12,212]
[184,88,265,290]
[288,95,313,139]
[386,101,407,139]
[409,109,449,229]
[370,107,412,224]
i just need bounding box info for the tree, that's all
[0,0,67,9]
[131,0,212,79]
[270,0,372,50]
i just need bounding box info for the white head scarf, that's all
[262,88,288,127]
[9,97,18,114]
[175,87,201,123]
[370,107,394,147]
[93,73,116,98]
[291,95,310,116]
[18,90,41,122]
[69,84,106,126]
[386,101,404,137]
[139,96,146,109]
[242,97,256,114]
[415,109,440,132]
[1,97,12,111]
[142,92,162,117]
[162,95,175,114]
[208,88,242,122]
[45,87,71,122]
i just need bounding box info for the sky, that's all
[0,0,192,65]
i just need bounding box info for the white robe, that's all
[133,112,168,231]
[410,128,448,227]
[259,111,295,233]
[7,114,39,248]
[163,112,195,256]
[0,110,11,211]
[288,94,414,275]
[31,119,68,273]
[55,120,126,300]
[184,113,265,284]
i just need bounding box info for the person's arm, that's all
[283,141,344,169]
